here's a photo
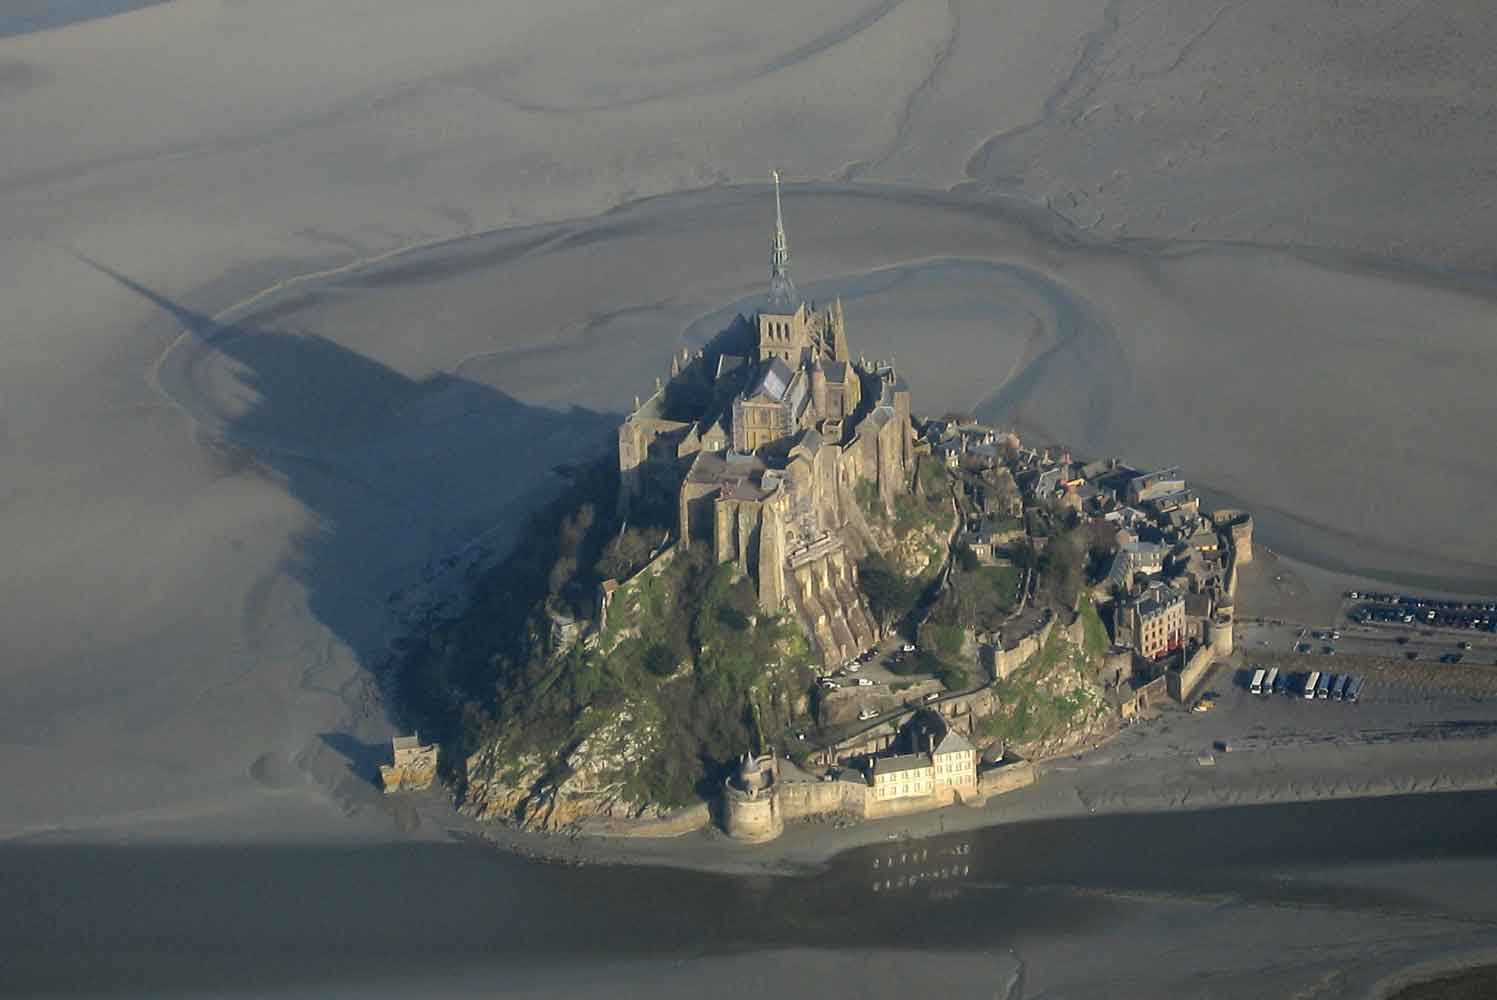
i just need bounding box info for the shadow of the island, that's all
[80,255,625,783]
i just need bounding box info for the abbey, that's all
[616,175,915,666]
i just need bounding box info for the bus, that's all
[1346,676,1365,703]
[1264,667,1281,695]
[1334,674,1353,700]
[1304,671,1320,699]
[1250,668,1266,695]
[1316,673,1334,699]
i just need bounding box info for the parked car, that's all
[857,708,878,721]
[856,677,873,687]
[901,643,916,653]
[924,692,940,702]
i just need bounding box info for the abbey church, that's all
[617,175,916,665]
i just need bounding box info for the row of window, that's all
[876,779,932,799]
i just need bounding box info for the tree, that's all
[643,643,676,677]
[1039,528,1085,606]
[596,526,659,581]
[859,555,918,630]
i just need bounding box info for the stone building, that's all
[871,752,934,802]
[721,722,983,842]
[616,174,914,665]
[1116,583,1185,662]
[379,733,438,793]
[931,730,978,797]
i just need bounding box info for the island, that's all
[385,177,1252,844]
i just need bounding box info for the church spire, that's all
[767,170,798,312]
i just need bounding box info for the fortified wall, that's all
[722,758,1036,842]
[1211,509,1254,567]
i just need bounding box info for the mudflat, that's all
[6,3,1497,997]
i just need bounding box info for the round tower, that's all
[1208,603,1235,658]
[722,752,784,842]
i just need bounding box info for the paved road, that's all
[1234,618,1497,668]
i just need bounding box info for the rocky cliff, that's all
[974,608,1115,759]
[462,701,667,830]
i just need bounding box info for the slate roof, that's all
[872,753,931,777]
[746,357,795,402]
[933,731,974,756]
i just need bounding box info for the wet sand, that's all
[7,3,1497,996]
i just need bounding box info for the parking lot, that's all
[1233,617,1497,668]
[1146,657,1497,761]
[1342,589,1497,634]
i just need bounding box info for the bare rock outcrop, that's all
[461,703,665,831]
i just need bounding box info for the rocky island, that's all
[388,179,1251,842]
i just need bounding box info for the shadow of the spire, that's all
[78,254,622,749]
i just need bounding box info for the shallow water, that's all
[9,791,1497,997]
[0,1,168,39]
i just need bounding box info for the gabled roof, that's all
[933,731,974,756]
[872,753,931,777]
[746,357,795,402]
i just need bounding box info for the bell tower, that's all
[758,171,809,364]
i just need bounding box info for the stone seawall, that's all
[977,760,1036,799]
[778,778,868,820]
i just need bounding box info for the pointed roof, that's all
[933,730,974,756]
[767,170,799,312]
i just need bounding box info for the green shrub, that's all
[937,665,970,691]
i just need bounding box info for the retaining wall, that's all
[990,611,1057,681]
